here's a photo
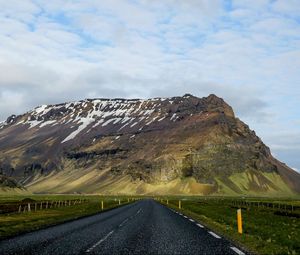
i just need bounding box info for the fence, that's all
[0,199,88,214]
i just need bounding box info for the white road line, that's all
[230,247,245,255]
[136,208,142,215]
[119,218,128,227]
[184,216,188,218]
[208,231,221,239]
[197,223,204,228]
[86,230,114,253]
[189,219,194,222]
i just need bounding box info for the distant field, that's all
[1,194,299,255]
[161,196,300,255]
[0,194,134,240]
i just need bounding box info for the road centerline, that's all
[119,218,129,227]
[86,230,114,253]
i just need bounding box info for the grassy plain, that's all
[0,194,133,240]
[162,197,300,255]
[1,194,299,255]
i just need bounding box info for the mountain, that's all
[0,94,299,195]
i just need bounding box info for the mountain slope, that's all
[0,94,299,195]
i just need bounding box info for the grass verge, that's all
[162,198,299,255]
[0,195,133,240]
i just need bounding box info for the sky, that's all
[0,0,299,171]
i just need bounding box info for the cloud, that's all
[0,0,299,170]
[272,0,300,17]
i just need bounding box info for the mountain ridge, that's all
[0,94,299,195]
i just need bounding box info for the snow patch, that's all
[102,118,116,127]
[170,113,176,121]
[130,122,138,128]
[34,105,48,114]
[62,118,93,143]
[40,120,57,128]
[28,120,43,128]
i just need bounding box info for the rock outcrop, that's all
[0,94,299,195]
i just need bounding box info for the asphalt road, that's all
[0,199,246,255]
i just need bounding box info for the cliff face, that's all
[0,94,299,195]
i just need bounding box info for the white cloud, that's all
[0,0,299,170]
[272,0,300,16]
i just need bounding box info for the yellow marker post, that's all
[167,199,169,205]
[101,200,104,211]
[237,209,242,234]
[119,199,121,205]
[179,200,181,209]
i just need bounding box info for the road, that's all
[0,199,246,255]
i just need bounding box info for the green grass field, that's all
[0,194,134,240]
[1,195,299,255]
[161,197,300,255]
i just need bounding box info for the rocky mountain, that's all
[0,94,299,195]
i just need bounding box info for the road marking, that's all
[86,230,114,252]
[189,219,194,222]
[136,208,142,215]
[197,223,204,228]
[230,247,245,255]
[208,231,221,239]
[119,218,128,227]
[184,216,188,218]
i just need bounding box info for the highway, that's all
[0,199,246,255]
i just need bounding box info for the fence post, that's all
[237,209,243,234]
[28,203,31,212]
[40,202,43,210]
[35,203,37,211]
[18,205,22,213]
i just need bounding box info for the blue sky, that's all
[0,0,299,171]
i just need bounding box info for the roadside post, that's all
[101,200,104,211]
[167,199,169,205]
[237,209,243,234]
[119,199,121,205]
[179,200,181,209]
